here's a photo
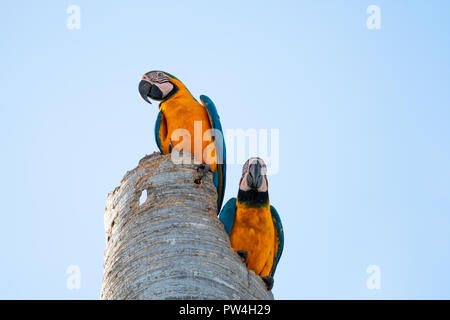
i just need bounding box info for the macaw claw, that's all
[236,250,248,263]
[194,164,212,184]
[261,275,274,291]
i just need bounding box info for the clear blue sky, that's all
[1,1,449,299]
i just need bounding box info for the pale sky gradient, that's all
[1,1,449,299]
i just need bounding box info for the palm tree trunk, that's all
[100,152,273,300]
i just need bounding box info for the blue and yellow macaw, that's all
[138,71,226,212]
[219,157,283,290]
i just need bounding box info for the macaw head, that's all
[138,70,179,104]
[238,157,269,205]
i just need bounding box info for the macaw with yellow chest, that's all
[219,157,284,290]
[138,71,226,212]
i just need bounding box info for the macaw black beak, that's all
[139,80,165,104]
[139,80,153,104]
[247,162,263,189]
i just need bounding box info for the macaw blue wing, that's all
[200,95,226,213]
[270,205,284,277]
[218,198,237,236]
[154,110,165,154]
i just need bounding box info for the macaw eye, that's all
[157,72,163,78]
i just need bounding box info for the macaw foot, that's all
[168,142,173,153]
[194,164,212,185]
[236,250,248,263]
[261,276,274,291]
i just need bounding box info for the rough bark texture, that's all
[100,152,273,300]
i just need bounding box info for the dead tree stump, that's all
[100,153,273,300]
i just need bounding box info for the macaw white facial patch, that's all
[158,82,174,98]
[239,157,269,192]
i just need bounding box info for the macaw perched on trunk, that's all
[218,158,283,290]
[138,71,226,212]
